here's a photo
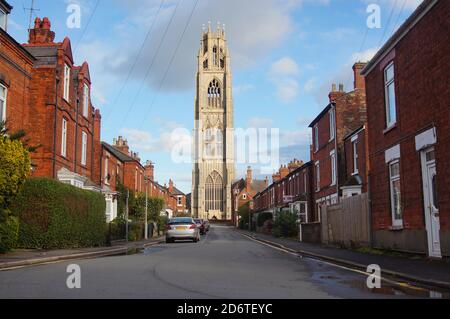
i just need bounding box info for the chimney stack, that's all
[113,136,130,156]
[246,166,253,191]
[329,83,345,102]
[28,17,55,44]
[144,160,154,181]
[353,62,367,90]
[169,179,174,194]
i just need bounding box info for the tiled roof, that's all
[102,142,137,163]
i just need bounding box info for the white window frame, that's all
[329,108,335,141]
[63,64,71,102]
[81,131,87,166]
[0,83,7,122]
[0,8,7,31]
[104,156,109,185]
[315,162,320,191]
[330,150,337,186]
[83,84,89,118]
[389,160,402,227]
[61,118,67,157]
[352,140,359,174]
[314,125,319,152]
[384,62,397,128]
[177,196,182,206]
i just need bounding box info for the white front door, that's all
[422,148,441,258]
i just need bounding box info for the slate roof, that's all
[171,186,185,196]
[102,142,138,163]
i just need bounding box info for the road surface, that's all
[0,226,442,299]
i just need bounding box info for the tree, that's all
[0,125,31,252]
[237,202,250,230]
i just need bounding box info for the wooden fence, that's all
[321,193,371,248]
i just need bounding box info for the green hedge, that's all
[272,212,298,238]
[0,216,19,253]
[10,178,107,249]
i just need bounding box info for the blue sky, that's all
[7,0,422,193]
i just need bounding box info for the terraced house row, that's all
[252,0,449,258]
[0,0,187,222]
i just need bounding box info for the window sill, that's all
[389,225,404,231]
[383,123,397,135]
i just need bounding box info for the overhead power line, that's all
[138,0,200,130]
[103,0,166,123]
[119,0,183,128]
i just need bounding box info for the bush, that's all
[128,222,144,241]
[272,212,298,238]
[0,216,19,253]
[257,212,273,227]
[0,133,31,252]
[10,178,107,249]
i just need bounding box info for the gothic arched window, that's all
[205,171,224,212]
[207,79,222,108]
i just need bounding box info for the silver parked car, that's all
[165,217,200,243]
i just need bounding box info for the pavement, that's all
[238,230,450,290]
[0,225,448,299]
[0,237,164,270]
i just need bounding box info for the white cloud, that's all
[247,117,274,129]
[268,57,300,102]
[304,77,317,93]
[119,121,191,156]
[313,47,379,105]
[269,57,300,77]
[234,84,255,94]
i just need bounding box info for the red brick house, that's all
[252,160,316,240]
[22,17,102,189]
[231,166,269,225]
[0,0,35,135]
[341,125,368,198]
[309,63,367,218]
[361,0,449,257]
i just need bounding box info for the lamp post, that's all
[144,175,149,240]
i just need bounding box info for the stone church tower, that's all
[192,23,235,221]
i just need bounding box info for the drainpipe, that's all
[53,75,60,179]
[74,96,79,173]
[334,103,340,203]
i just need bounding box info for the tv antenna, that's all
[23,0,40,31]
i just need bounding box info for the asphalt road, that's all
[0,226,439,299]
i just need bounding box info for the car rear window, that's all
[169,218,193,224]
[194,219,202,224]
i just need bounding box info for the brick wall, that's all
[0,29,34,135]
[365,0,450,254]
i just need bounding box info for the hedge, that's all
[272,211,299,238]
[0,216,19,253]
[10,178,107,249]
